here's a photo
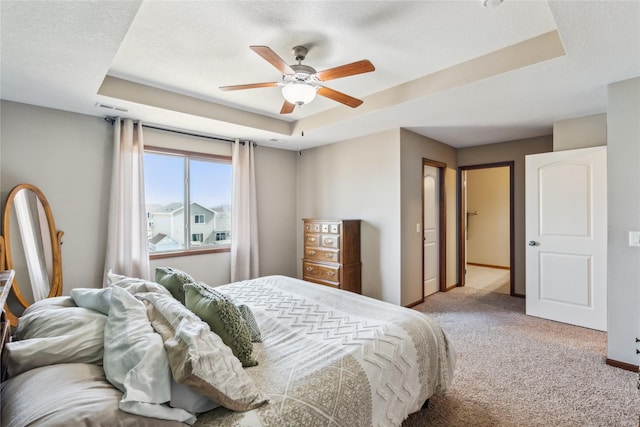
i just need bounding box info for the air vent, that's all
[95,102,128,113]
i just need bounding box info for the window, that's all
[144,147,232,256]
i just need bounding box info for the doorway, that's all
[422,158,446,299]
[458,162,514,295]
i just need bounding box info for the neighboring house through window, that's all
[144,146,232,256]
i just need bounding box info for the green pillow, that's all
[155,267,196,304]
[184,282,257,367]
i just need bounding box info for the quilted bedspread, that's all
[194,275,456,427]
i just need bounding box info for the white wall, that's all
[399,129,457,306]
[466,167,510,268]
[606,77,640,367]
[296,129,402,303]
[1,101,298,294]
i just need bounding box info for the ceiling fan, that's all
[219,45,375,114]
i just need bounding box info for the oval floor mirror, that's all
[2,183,63,326]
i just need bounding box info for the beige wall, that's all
[457,136,553,295]
[466,167,510,268]
[1,101,113,293]
[0,100,298,294]
[296,129,402,303]
[399,129,457,306]
[606,77,640,366]
[553,113,607,151]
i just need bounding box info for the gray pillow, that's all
[237,303,262,343]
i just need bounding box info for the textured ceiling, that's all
[1,1,639,150]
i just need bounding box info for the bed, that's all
[1,273,456,427]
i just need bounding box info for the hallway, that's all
[465,264,510,294]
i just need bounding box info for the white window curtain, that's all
[231,139,259,282]
[103,118,150,285]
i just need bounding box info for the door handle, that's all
[528,241,538,246]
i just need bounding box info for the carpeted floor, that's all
[403,286,639,427]
[465,265,510,294]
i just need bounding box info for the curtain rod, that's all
[104,116,242,144]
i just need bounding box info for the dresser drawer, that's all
[304,222,322,233]
[320,234,340,249]
[304,247,340,263]
[303,261,339,283]
[304,233,321,246]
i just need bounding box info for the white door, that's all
[423,165,439,297]
[525,146,607,331]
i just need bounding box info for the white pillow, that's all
[137,291,268,412]
[103,286,195,424]
[170,381,220,414]
[71,287,112,315]
[21,296,76,316]
[7,306,106,377]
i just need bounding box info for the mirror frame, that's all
[2,183,63,326]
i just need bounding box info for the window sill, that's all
[150,246,230,260]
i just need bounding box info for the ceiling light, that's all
[282,83,317,106]
[482,0,503,7]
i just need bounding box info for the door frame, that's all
[422,158,447,299]
[457,161,515,295]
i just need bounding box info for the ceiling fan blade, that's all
[280,100,296,114]
[219,82,279,91]
[316,60,375,81]
[317,86,363,108]
[250,46,295,75]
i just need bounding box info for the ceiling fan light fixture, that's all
[282,83,317,106]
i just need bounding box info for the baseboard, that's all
[404,298,424,308]
[403,283,460,306]
[467,262,510,270]
[605,358,638,372]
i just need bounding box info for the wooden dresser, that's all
[302,219,361,293]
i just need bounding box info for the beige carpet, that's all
[403,286,639,427]
[465,264,510,294]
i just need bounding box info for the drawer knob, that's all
[308,237,316,243]
[325,238,333,245]
[327,271,335,276]
[326,253,333,259]
[309,250,316,256]
[306,267,313,272]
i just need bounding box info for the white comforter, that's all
[3,275,455,427]
[195,275,456,427]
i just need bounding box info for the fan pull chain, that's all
[298,107,304,155]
